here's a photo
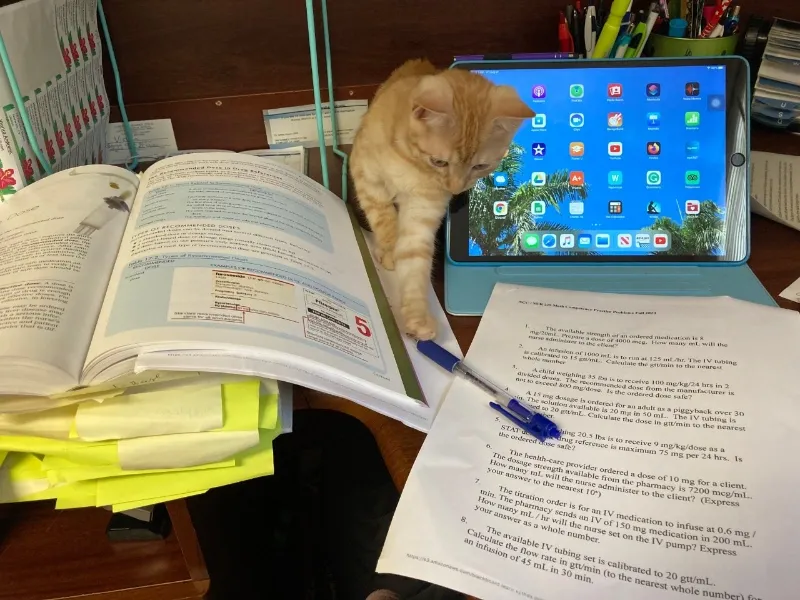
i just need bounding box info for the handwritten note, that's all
[106,119,178,165]
[379,284,800,600]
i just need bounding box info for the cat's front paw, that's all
[375,246,396,270]
[403,307,437,340]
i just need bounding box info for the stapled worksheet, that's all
[378,283,800,600]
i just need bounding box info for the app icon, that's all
[686,140,700,157]
[647,200,661,215]
[542,234,557,249]
[531,200,546,216]
[708,94,725,110]
[569,84,584,99]
[646,83,661,97]
[608,142,623,156]
[685,200,701,214]
[569,200,585,215]
[569,171,585,186]
[635,233,651,247]
[522,232,540,251]
[646,141,661,156]
[532,114,547,128]
[685,170,700,185]
[647,112,661,127]
[608,200,623,214]
[685,111,700,127]
[493,201,508,216]
[607,112,623,127]
[617,233,633,248]
[569,113,585,127]
[569,142,585,157]
[608,170,623,185]
[532,85,546,99]
[685,82,700,96]
[577,233,592,247]
[596,233,611,248]
[608,83,623,97]
[646,170,662,185]
[653,233,669,248]
[532,143,547,157]
[560,233,575,248]
[531,172,547,186]
[492,172,509,187]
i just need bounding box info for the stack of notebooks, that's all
[752,18,800,133]
[0,375,292,511]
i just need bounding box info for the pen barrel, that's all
[415,340,461,372]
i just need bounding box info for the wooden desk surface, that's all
[303,128,800,491]
[0,501,209,600]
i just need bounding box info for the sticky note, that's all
[42,454,235,485]
[0,435,118,466]
[112,489,208,512]
[115,379,260,470]
[76,383,223,441]
[97,429,279,507]
[0,404,77,440]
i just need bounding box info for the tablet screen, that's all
[447,58,749,263]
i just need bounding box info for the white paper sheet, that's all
[378,284,800,600]
[750,151,800,231]
[75,384,223,441]
[118,430,259,470]
[263,100,367,148]
[106,119,177,165]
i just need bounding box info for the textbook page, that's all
[83,153,408,401]
[0,166,139,395]
[750,151,800,231]
[378,284,800,600]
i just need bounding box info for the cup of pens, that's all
[643,32,739,57]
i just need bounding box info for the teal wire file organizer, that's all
[304,0,349,201]
[0,0,137,201]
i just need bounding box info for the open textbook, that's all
[0,152,447,430]
[378,284,800,599]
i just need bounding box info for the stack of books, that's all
[752,18,800,133]
[0,376,292,511]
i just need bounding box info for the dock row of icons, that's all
[520,231,671,251]
[532,111,701,129]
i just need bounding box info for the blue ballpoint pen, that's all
[415,339,561,443]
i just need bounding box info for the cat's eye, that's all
[472,164,489,171]
[429,157,449,168]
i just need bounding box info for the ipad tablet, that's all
[446,57,750,264]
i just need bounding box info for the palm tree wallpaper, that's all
[468,143,725,258]
[644,200,724,256]
[468,143,589,256]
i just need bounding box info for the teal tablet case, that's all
[444,261,777,316]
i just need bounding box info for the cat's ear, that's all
[491,85,535,133]
[411,75,454,127]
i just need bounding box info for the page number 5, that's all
[355,316,372,337]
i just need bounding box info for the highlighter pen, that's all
[624,20,647,57]
[592,0,631,57]
[635,3,661,57]
[415,339,561,443]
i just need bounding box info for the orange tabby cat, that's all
[351,59,533,340]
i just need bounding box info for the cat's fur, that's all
[350,59,533,339]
